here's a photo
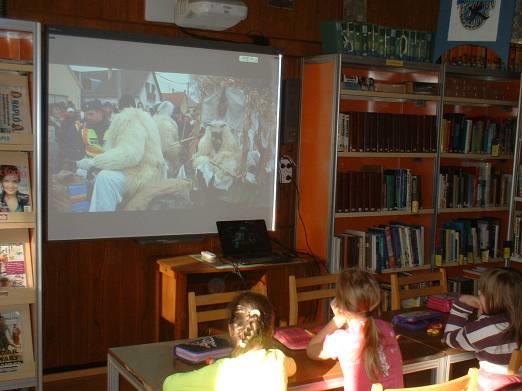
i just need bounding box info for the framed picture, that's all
[0,304,35,382]
[433,0,517,64]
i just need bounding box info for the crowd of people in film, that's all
[162,267,522,391]
[48,90,270,213]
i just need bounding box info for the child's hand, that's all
[459,294,481,309]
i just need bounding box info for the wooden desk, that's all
[108,334,445,391]
[157,256,308,339]
[382,308,476,380]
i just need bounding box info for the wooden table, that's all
[107,333,445,391]
[382,308,476,381]
[157,255,308,339]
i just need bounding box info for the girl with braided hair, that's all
[163,291,296,391]
[306,268,404,391]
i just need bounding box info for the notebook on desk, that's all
[216,219,288,265]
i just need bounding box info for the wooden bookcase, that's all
[0,18,41,391]
[437,66,520,268]
[296,54,521,274]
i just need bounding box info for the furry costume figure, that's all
[153,101,181,172]
[90,107,166,210]
[193,120,241,190]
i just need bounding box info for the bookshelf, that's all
[437,65,519,267]
[296,54,521,275]
[0,18,41,391]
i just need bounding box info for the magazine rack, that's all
[0,17,41,390]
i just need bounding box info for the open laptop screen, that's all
[216,220,273,258]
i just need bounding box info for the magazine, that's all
[0,73,32,136]
[0,242,27,287]
[0,151,32,213]
[0,306,28,375]
[0,304,34,381]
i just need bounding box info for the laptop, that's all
[216,220,288,265]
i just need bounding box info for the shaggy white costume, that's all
[89,107,166,212]
[193,120,241,190]
[153,101,181,171]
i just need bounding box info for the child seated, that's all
[306,268,404,391]
[163,291,296,391]
[443,267,522,391]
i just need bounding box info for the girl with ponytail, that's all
[163,291,296,391]
[306,268,404,390]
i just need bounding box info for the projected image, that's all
[48,67,278,214]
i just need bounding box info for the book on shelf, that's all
[0,73,32,138]
[438,164,510,209]
[440,115,515,156]
[448,276,475,295]
[0,151,32,213]
[335,167,423,213]
[0,304,35,382]
[439,218,499,264]
[174,336,233,364]
[332,223,425,272]
[337,112,436,153]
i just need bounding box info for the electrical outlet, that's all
[279,157,293,183]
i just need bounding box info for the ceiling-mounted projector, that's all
[175,0,247,30]
[145,0,247,31]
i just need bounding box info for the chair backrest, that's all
[508,347,522,375]
[288,274,337,326]
[390,268,448,311]
[188,284,267,339]
[371,367,479,391]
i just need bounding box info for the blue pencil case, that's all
[392,310,443,330]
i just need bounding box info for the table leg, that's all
[174,273,188,339]
[107,355,120,391]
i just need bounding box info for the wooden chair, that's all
[288,274,338,326]
[508,347,522,375]
[371,367,479,391]
[390,268,448,311]
[187,284,267,338]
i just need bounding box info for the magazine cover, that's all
[0,73,32,136]
[0,242,27,288]
[0,151,31,213]
[0,304,34,381]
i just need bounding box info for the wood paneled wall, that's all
[7,0,439,370]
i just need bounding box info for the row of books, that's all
[337,112,437,153]
[438,165,511,209]
[438,218,500,265]
[331,223,425,273]
[442,44,522,72]
[335,168,421,213]
[321,21,433,62]
[440,115,515,156]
